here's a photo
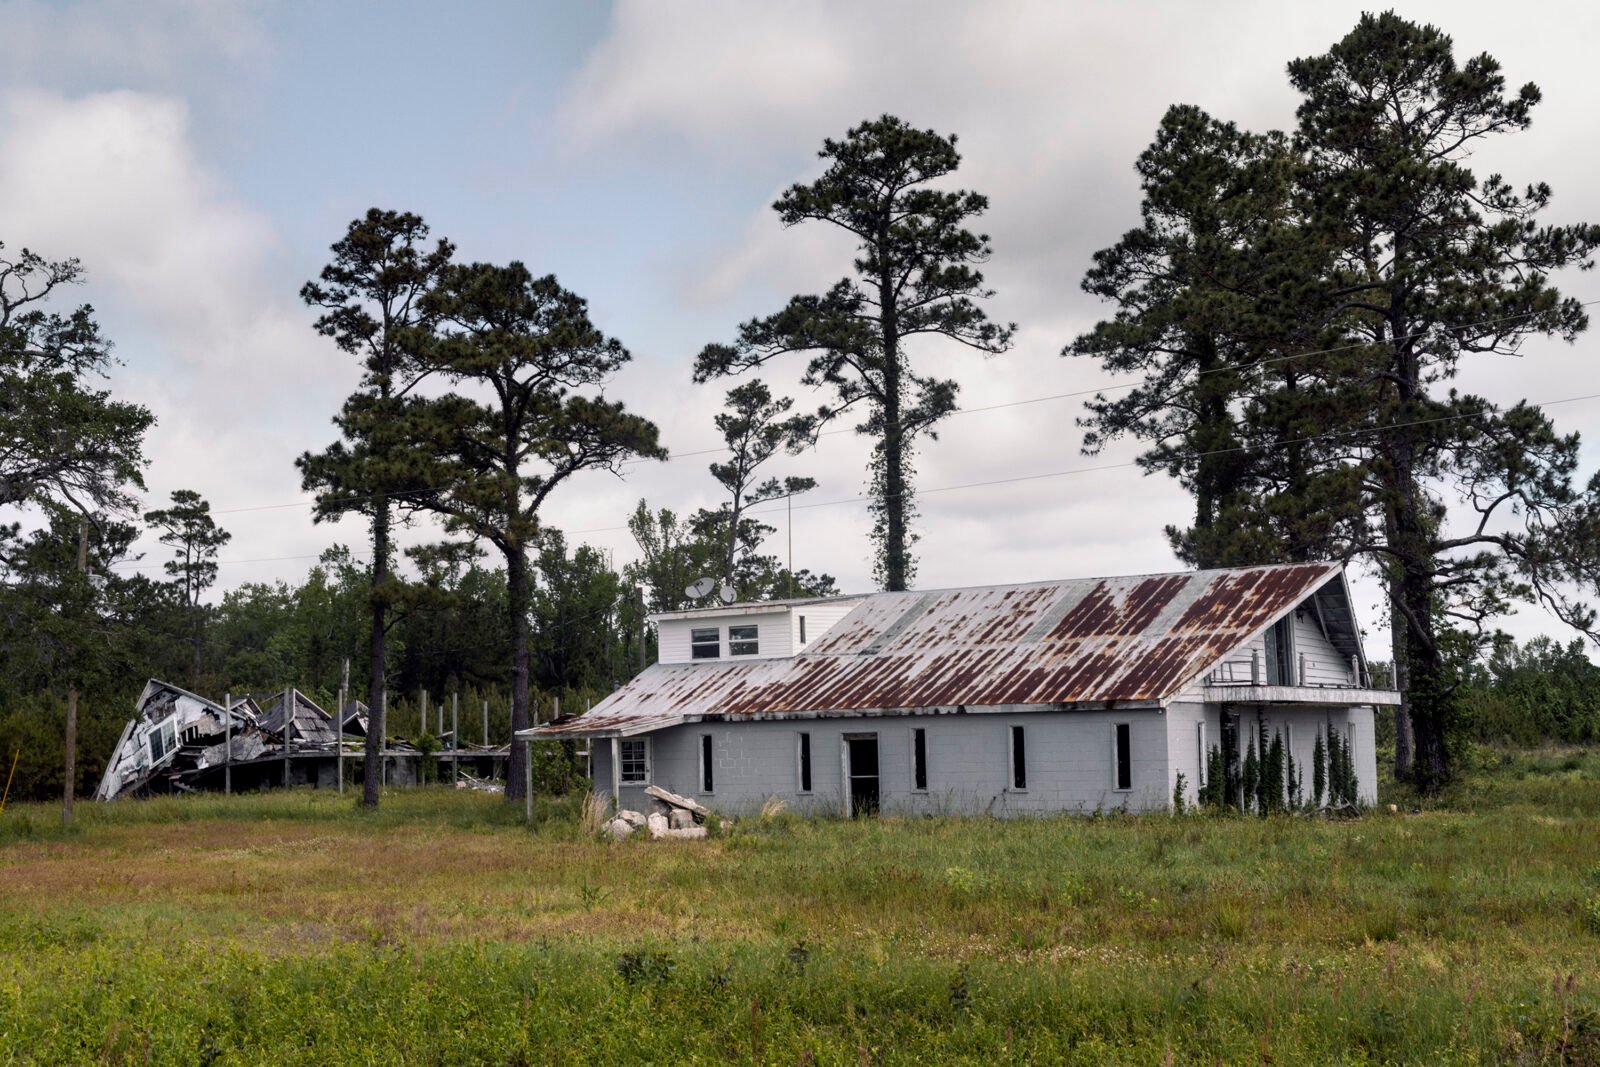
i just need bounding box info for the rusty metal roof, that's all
[533,562,1346,737]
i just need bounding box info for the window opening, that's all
[690,627,720,660]
[913,728,928,791]
[1114,723,1132,790]
[620,738,650,784]
[728,624,759,656]
[700,734,714,792]
[1010,725,1026,790]
[798,732,812,792]
[1265,617,1295,685]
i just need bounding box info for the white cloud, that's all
[0,89,352,586]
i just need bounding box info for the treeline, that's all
[0,494,843,803]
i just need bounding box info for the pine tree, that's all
[1070,14,1600,792]
[298,209,453,809]
[413,262,665,801]
[695,116,1013,590]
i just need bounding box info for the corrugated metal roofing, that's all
[534,563,1345,737]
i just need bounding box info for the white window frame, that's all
[619,737,651,784]
[728,623,759,657]
[690,627,720,660]
[1197,721,1207,786]
[149,718,176,762]
[798,615,808,645]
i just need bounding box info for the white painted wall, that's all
[656,600,863,664]
[1168,702,1379,808]
[595,708,1173,817]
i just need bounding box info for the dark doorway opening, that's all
[845,734,879,817]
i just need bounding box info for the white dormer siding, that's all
[1176,594,1361,702]
[655,598,865,664]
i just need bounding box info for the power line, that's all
[120,384,1599,567]
[148,298,1599,518]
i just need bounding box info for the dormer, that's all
[652,595,866,665]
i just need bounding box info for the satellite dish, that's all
[718,582,736,604]
[684,576,716,599]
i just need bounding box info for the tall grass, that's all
[0,754,1597,1062]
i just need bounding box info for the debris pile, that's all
[605,785,714,840]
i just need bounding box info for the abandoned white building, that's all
[525,562,1395,816]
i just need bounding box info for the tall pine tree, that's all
[695,116,1013,590]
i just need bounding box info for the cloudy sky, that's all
[3,0,1599,656]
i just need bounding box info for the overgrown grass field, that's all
[1,752,1598,1064]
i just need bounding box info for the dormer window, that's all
[728,624,759,656]
[690,627,720,660]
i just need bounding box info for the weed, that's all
[615,949,675,986]
[948,965,971,1013]
[786,940,811,975]
[1582,895,1600,934]
[579,790,609,837]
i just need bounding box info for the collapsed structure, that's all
[93,680,507,800]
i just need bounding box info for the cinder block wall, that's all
[594,709,1173,817]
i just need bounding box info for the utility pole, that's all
[62,515,88,828]
[451,692,459,787]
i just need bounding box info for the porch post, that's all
[610,736,621,810]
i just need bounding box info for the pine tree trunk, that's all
[880,276,907,591]
[505,541,532,801]
[362,499,389,809]
[1388,576,1414,780]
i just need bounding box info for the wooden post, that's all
[482,699,489,748]
[224,690,232,795]
[421,689,429,738]
[610,736,621,810]
[524,738,533,824]
[380,690,388,788]
[452,692,459,787]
